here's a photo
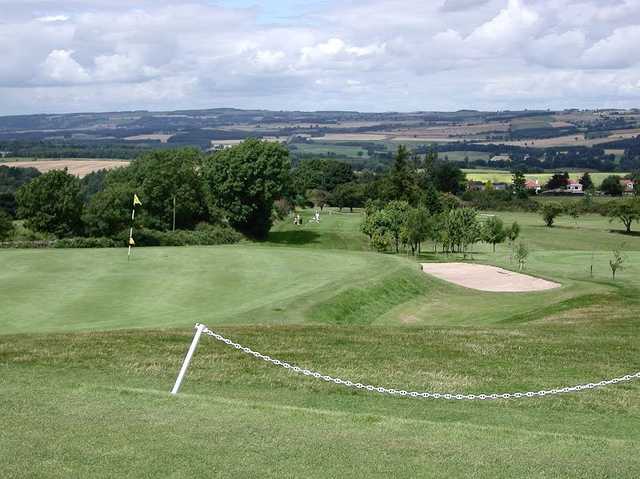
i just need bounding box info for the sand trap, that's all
[420,262,561,292]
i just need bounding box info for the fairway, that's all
[2,209,640,477]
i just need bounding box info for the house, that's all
[489,154,511,163]
[566,179,583,194]
[620,179,635,194]
[524,179,541,194]
[467,180,485,192]
[493,182,509,191]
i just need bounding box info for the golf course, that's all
[2,209,640,477]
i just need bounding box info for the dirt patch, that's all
[400,315,419,324]
[420,262,561,292]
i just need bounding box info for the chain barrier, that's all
[201,326,640,400]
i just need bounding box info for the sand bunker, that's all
[420,262,561,292]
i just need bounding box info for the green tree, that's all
[565,202,580,223]
[506,221,520,243]
[546,172,570,190]
[306,189,330,209]
[203,139,290,239]
[482,216,507,252]
[121,148,209,230]
[291,159,354,194]
[514,242,529,271]
[511,170,527,199]
[83,183,139,238]
[331,182,363,212]
[610,249,624,280]
[0,209,14,241]
[600,175,623,196]
[433,162,466,194]
[605,199,640,233]
[401,207,430,255]
[540,202,563,227]
[384,200,411,253]
[383,145,418,203]
[579,172,594,191]
[15,169,83,237]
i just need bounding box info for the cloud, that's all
[35,15,70,22]
[40,50,90,83]
[1,0,640,114]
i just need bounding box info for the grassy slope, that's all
[2,209,640,477]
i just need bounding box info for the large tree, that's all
[203,139,290,239]
[83,183,139,238]
[121,148,209,230]
[600,175,623,196]
[16,169,83,237]
[546,172,569,190]
[291,159,354,195]
[381,145,419,203]
[331,182,364,212]
[605,199,640,233]
[433,162,466,194]
[579,172,594,191]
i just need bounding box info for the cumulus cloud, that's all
[1,0,640,114]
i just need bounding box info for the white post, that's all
[171,323,206,395]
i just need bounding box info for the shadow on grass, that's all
[609,229,640,237]
[266,230,322,246]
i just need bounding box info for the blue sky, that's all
[1,0,639,115]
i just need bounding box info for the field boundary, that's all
[171,323,640,400]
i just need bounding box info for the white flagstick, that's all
[127,226,134,260]
[171,323,206,395]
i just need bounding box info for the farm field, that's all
[289,142,369,158]
[464,169,628,187]
[0,158,130,177]
[2,209,640,477]
[479,129,640,148]
[439,150,491,162]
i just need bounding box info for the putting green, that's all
[0,245,412,334]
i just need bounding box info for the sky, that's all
[1,0,640,115]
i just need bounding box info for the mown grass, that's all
[2,319,640,478]
[2,208,640,477]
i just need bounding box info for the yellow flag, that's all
[133,194,142,206]
[129,237,135,246]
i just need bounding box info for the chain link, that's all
[201,326,640,400]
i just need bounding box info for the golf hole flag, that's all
[128,193,142,259]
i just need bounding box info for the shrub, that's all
[129,225,242,247]
[0,209,14,241]
[53,237,119,248]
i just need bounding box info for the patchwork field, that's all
[464,169,628,187]
[2,209,640,477]
[0,158,129,177]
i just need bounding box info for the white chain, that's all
[201,327,640,400]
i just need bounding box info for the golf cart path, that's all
[420,262,561,292]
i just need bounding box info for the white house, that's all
[566,179,583,194]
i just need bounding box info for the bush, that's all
[52,237,119,248]
[130,225,242,247]
[0,209,14,241]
